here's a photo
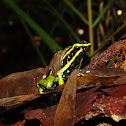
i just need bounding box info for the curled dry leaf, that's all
[80,68,126,76]
[54,69,77,126]
[52,68,126,93]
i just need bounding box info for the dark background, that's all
[0,0,126,78]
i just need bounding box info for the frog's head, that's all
[63,41,91,65]
[62,41,91,79]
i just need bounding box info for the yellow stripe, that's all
[63,42,91,59]
[57,48,83,75]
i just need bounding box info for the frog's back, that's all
[48,46,71,77]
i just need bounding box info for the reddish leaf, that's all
[24,84,126,125]
[94,95,126,122]
[85,39,126,69]
[25,106,57,126]
[101,85,126,97]
[74,86,101,123]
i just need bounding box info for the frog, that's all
[37,41,91,94]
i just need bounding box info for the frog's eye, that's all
[74,46,81,51]
[82,45,90,51]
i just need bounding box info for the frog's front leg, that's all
[37,78,47,94]
[57,64,70,85]
[37,72,55,94]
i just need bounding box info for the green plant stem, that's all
[3,0,62,53]
[87,0,94,55]
[21,20,47,67]
[64,0,88,25]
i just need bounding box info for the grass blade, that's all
[43,0,80,42]
[21,20,47,67]
[3,0,62,53]
[64,0,88,25]
[87,0,94,55]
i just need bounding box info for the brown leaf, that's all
[0,68,46,99]
[77,74,126,90]
[51,68,126,93]
[100,85,126,97]
[1,68,125,107]
[24,86,101,126]
[80,68,126,76]
[75,86,101,123]
[0,94,40,106]
[1,67,126,125]
[54,69,78,126]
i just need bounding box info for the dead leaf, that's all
[0,94,41,107]
[80,68,126,76]
[54,69,78,126]
[77,74,126,90]
[85,39,126,69]
[1,67,126,125]
[24,86,102,126]
[100,85,126,97]
[74,86,101,123]
[94,95,126,122]
[0,68,46,99]
[25,106,57,126]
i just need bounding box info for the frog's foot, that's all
[37,83,45,94]
[78,73,84,76]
